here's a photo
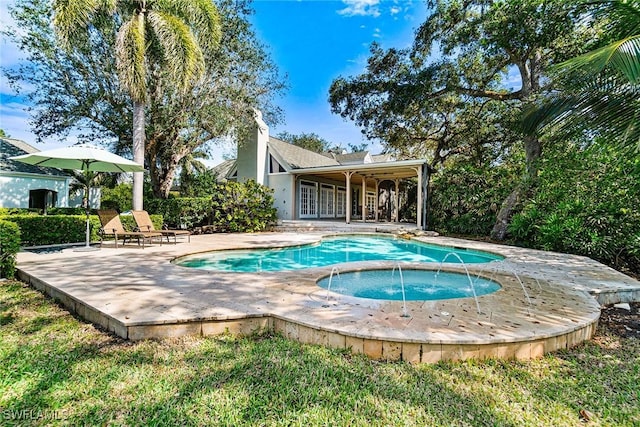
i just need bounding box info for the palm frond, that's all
[115,14,147,102]
[523,81,640,150]
[146,11,205,90]
[53,0,103,46]
[557,35,640,83]
[155,0,222,53]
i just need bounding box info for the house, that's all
[212,111,430,229]
[0,138,72,210]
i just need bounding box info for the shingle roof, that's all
[0,138,70,177]
[335,151,371,164]
[268,137,340,169]
[371,153,393,163]
[210,159,236,181]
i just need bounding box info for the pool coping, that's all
[15,232,640,363]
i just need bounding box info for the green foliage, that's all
[0,220,21,278]
[6,0,285,199]
[523,1,640,149]
[508,141,640,273]
[46,207,87,215]
[146,197,212,229]
[429,163,519,235]
[147,180,277,232]
[5,215,101,246]
[210,180,277,232]
[101,184,133,212]
[0,208,41,216]
[179,168,219,197]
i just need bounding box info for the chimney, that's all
[236,109,268,185]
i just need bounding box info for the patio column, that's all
[344,171,354,224]
[394,178,400,223]
[361,175,367,222]
[292,175,298,220]
[374,179,380,222]
[413,166,422,229]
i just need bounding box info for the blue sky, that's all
[0,0,427,163]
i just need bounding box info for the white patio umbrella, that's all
[10,144,144,251]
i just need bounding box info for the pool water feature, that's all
[174,235,502,272]
[317,269,501,301]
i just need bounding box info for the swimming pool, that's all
[317,269,501,301]
[174,235,502,272]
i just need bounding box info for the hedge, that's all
[6,215,100,246]
[0,220,20,278]
[2,214,163,247]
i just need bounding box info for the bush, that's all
[210,180,277,232]
[101,183,133,212]
[0,220,20,278]
[508,142,640,273]
[428,164,518,235]
[146,197,212,229]
[5,215,101,246]
[47,207,87,215]
[146,180,278,232]
[0,208,41,216]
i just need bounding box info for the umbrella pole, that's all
[74,175,100,252]
[84,209,91,248]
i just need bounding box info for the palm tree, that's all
[52,0,221,210]
[523,0,640,150]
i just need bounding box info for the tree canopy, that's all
[329,0,596,239]
[523,0,640,152]
[4,0,285,198]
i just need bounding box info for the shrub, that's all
[146,180,277,232]
[0,220,20,278]
[146,197,212,229]
[210,180,277,232]
[0,208,41,216]
[428,164,518,236]
[47,207,87,215]
[508,141,640,273]
[5,215,101,246]
[101,183,133,212]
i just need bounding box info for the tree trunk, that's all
[149,150,183,199]
[490,186,521,240]
[132,101,145,211]
[157,164,178,198]
[490,134,541,240]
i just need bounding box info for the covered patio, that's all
[290,159,430,229]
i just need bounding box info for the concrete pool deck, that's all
[15,232,640,363]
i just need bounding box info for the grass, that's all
[1,279,639,426]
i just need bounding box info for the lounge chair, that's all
[97,209,162,248]
[131,210,191,244]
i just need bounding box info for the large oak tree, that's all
[330,0,595,238]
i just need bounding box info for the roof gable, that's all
[0,138,70,177]
[267,137,340,169]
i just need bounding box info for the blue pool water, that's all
[317,269,501,301]
[174,235,502,272]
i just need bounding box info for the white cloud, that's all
[337,0,381,18]
[389,6,401,15]
[372,28,382,38]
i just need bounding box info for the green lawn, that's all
[1,280,638,426]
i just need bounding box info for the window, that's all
[299,181,318,218]
[269,155,286,173]
[29,189,57,212]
